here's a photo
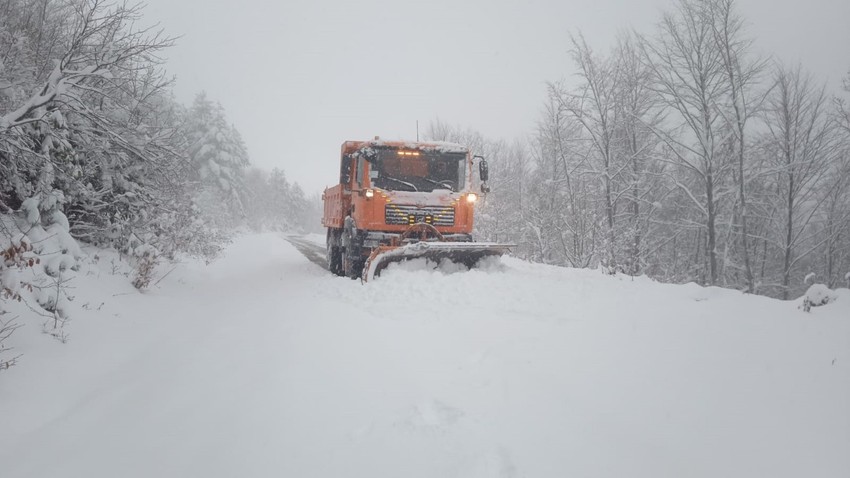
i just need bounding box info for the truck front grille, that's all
[385,204,455,226]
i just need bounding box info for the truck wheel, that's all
[343,246,364,280]
[326,230,343,276]
[341,225,364,279]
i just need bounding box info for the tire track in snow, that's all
[284,234,328,271]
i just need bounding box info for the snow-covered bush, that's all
[0,189,86,352]
[131,244,159,290]
[800,284,838,312]
[1,240,37,303]
[14,193,82,332]
[0,236,37,371]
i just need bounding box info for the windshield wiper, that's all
[420,177,454,191]
[381,176,418,192]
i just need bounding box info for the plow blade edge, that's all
[363,242,514,282]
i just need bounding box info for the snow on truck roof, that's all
[342,139,468,156]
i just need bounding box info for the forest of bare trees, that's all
[433,0,850,299]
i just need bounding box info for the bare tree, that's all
[709,0,767,292]
[555,33,622,272]
[639,0,734,285]
[534,91,598,267]
[821,69,850,288]
[837,70,850,135]
[820,152,850,288]
[611,32,666,275]
[761,64,836,298]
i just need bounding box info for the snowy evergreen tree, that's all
[185,92,249,229]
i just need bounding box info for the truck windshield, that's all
[368,150,466,193]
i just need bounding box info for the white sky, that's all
[141,0,850,195]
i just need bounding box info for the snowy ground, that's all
[1,232,848,478]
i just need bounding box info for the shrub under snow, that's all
[800,284,838,312]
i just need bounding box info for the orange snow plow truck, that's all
[322,139,512,281]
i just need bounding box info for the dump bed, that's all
[321,184,349,229]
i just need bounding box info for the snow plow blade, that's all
[363,242,514,282]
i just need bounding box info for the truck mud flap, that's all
[362,242,514,282]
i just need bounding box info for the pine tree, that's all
[185,92,249,229]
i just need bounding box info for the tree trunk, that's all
[733,101,754,292]
[706,173,718,285]
[604,164,616,272]
[782,174,794,299]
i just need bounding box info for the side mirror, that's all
[474,156,490,193]
[341,155,352,184]
[477,157,489,182]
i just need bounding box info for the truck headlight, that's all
[365,188,374,198]
[466,193,478,203]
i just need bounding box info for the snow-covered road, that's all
[1,233,848,478]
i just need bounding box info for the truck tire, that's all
[345,258,364,280]
[326,229,343,276]
[342,234,364,280]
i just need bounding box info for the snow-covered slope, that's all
[1,233,848,478]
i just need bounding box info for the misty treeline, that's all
[432,0,850,299]
[0,0,307,364]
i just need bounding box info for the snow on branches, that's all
[0,0,174,130]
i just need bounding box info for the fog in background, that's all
[141,0,850,194]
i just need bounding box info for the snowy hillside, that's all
[1,233,848,478]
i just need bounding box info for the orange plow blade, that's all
[362,242,514,282]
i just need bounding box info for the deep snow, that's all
[1,233,848,478]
